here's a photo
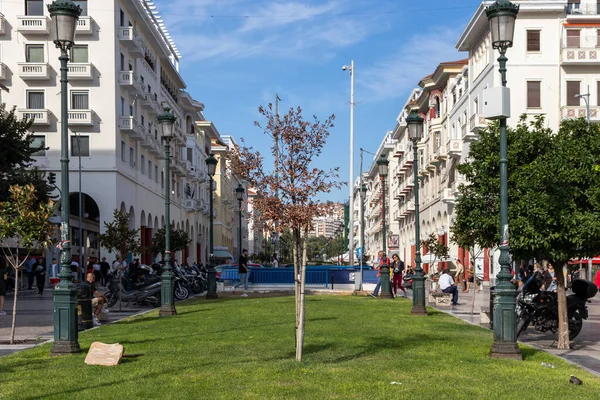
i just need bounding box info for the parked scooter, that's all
[105,266,162,308]
[516,278,597,340]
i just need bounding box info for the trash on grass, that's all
[541,362,556,369]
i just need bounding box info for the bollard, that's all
[77,283,93,330]
[489,286,495,329]
[331,274,334,290]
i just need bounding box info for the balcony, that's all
[447,139,462,158]
[561,106,600,121]
[393,143,406,158]
[401,201,415,216]
[148,137,162,156]
[68,63,93,80]
[0,13,5,34]
[561,36,600,65]
[118,71,143,93]
[566,4,600,20]
[17,16,50,34]
[466,114,487,141]
[119,116,145,141]
[118,26,144,56]
[182,199,195,211]
[171,159,186,176]
[17,62,50,80]
[76,16,94,34]
[17,109,50,125]
[68,110,93,126]
[399,151,415,171]
[0,63,6,80]
[441,188,455,204]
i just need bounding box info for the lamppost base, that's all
[490,343,522,360]
[51,282,80,355]
[410,305,428,316]
[50,341,81,355]
[380,292,393,299]
[205,291,219,300]
[206,268,218,299]
[159,305,177,317]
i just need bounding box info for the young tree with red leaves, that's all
[229,104,343,361]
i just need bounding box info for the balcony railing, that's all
[17,16,50,33]
[0,63,6,80]
[68,110,93,126]
[18,62,50,80]
[0,12,6,34]
[18,109,50,125]
[118,71,143,93]
[566,4,600,16]
[561,36,600,64]
[118,26,144,55]
[561,106,600,121]
[76,16,93,34]
[68,63,93,79]
[447,139,462,158]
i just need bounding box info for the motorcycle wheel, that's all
[107,292,118,308]
[174,283,189,301]
[569,311,583,340]
[190,280,203,294]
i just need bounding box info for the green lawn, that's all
[1,295,599,399]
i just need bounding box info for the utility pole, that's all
[575,86,590,125]
[274,94,281,260]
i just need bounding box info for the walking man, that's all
[99,257,110,287]
[234,249,249,296]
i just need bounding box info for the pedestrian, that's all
[0,256,7,315]
[35,262,46,295]
[455,259,466,292]
[85,273,106,327]
[99,257,110,287]
[545,263,558,292]
[391,254,406,297]
[26,256,36,290]
[92,258,102,286]
[70,257,80,283]
[272,253,279,268]
[49,258,60,279]
[436,269,460,306]
[233,249,250,296]
[370,250,392,298]
[465,260,476,292]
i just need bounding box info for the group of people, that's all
[369,251,409,298]
[519,262,558,293]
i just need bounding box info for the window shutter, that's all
[566,81,580,106]
[567,30,580,48]
[28,92,44,109]
[527,30,540,52]
[527,82,541,108]
[71,92,89,109]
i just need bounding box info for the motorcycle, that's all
[516,278,597,340]
[105,267,162,308]
[150,263,190,301]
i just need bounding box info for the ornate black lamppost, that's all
[158,108,177,316]
[486,0,521,360]
[48,0,82,355]
[205,154,218,299]
[376,154,392,299]
[235,184,245,264]
[407,110,427,316]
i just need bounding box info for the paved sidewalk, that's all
[432,285,600,377]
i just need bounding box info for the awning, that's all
[568,257,600,265]
[213,249,234,260]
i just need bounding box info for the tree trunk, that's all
[293,227,301,349]
[296,229,307,361]
[10,262,23,345]
[554,261,570,350]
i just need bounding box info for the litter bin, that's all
[77,283,93,331]
[489,286,495,329]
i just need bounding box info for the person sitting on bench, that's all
[436,269,459,306]
[86,273,106,326]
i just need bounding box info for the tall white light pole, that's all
[343,61,355,266]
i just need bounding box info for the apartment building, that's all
[0,0,220,265]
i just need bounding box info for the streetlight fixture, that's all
[486,0,522,360]
[342,61,355,266]
[158,107,177,317]
[48,0,82,356]
[406,109,427,316]
[575,89,590,125]
[205,153,218,299]
[235,184,245,267]
[359,183,367,291]
[376,153,392,299]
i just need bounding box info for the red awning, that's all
[568,257,600,265]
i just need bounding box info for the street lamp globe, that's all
[48,0,81,51]
[235,183,245,202]
[158,108,176,138]
[376,154,389,178]
[206,153,218,176]
[485,0,519,52]
[406,110,424,140]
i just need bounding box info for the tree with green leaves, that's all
[96,209,141,259]
[229,104,342,361]
[454,116,600,349]
[0,184,56,344]
[421,232,450,275]
[0,104,52,203]
[151,225,191,258]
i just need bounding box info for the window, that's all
[567,30,580,48]
[71,91,89,109]
[73,1,88,16]
[26,44,44,62]
[26,0,44,16]
[141,155,146,174]
[70,45,88,63]
[147,85,152,94]
[121,141,126,162]
[155,166,158,183]
[474,97,479,114]
[129,104,133,116]
[597,81,600,106]
[120,9,125,26]
[527,30,540,52]
[187,148,193,161]
[120,97,125,116]
[129,147,135,168]
[140,75,144,85]
[27,91,44,109]
[71,136,90,157]
[527,81,541,108]
[161,171,164,188]
[120,53,125,71]
[567,81,581,106]
[141,115,145,126]
[31,135,46,157]
[148,161,152,179]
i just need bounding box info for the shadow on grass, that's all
[0,357,53,375]
[520,346,544,361]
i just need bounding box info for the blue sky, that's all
[155,0,481,202]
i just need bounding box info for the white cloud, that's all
[359,27,466,103]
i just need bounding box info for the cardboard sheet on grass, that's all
[85,342,124,366]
